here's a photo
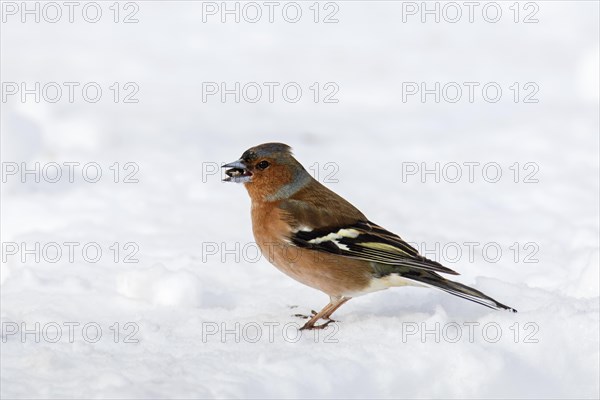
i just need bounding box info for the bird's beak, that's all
[222,159,252,183]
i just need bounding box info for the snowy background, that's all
[1,1,599,398]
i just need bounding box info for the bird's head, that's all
[222,142,311,201]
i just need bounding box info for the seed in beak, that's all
[226,168,245,177]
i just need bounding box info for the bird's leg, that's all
[300,297,349,330]
[294,304,334,323]
[299,302,336,330]
[322,296,351,320]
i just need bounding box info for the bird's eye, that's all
[256,160,270,170]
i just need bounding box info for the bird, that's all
[222,142,516,330]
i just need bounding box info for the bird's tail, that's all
[402,270,517,312]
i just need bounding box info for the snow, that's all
[1,1,599,398]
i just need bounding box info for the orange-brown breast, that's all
[250,201,372,297]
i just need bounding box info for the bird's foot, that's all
[299,319,334,331]
[293,307,340,329]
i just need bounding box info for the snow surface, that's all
[1,1,599,398]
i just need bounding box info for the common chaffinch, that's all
[223,143,516,330]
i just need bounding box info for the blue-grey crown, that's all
[241,142,292,161]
